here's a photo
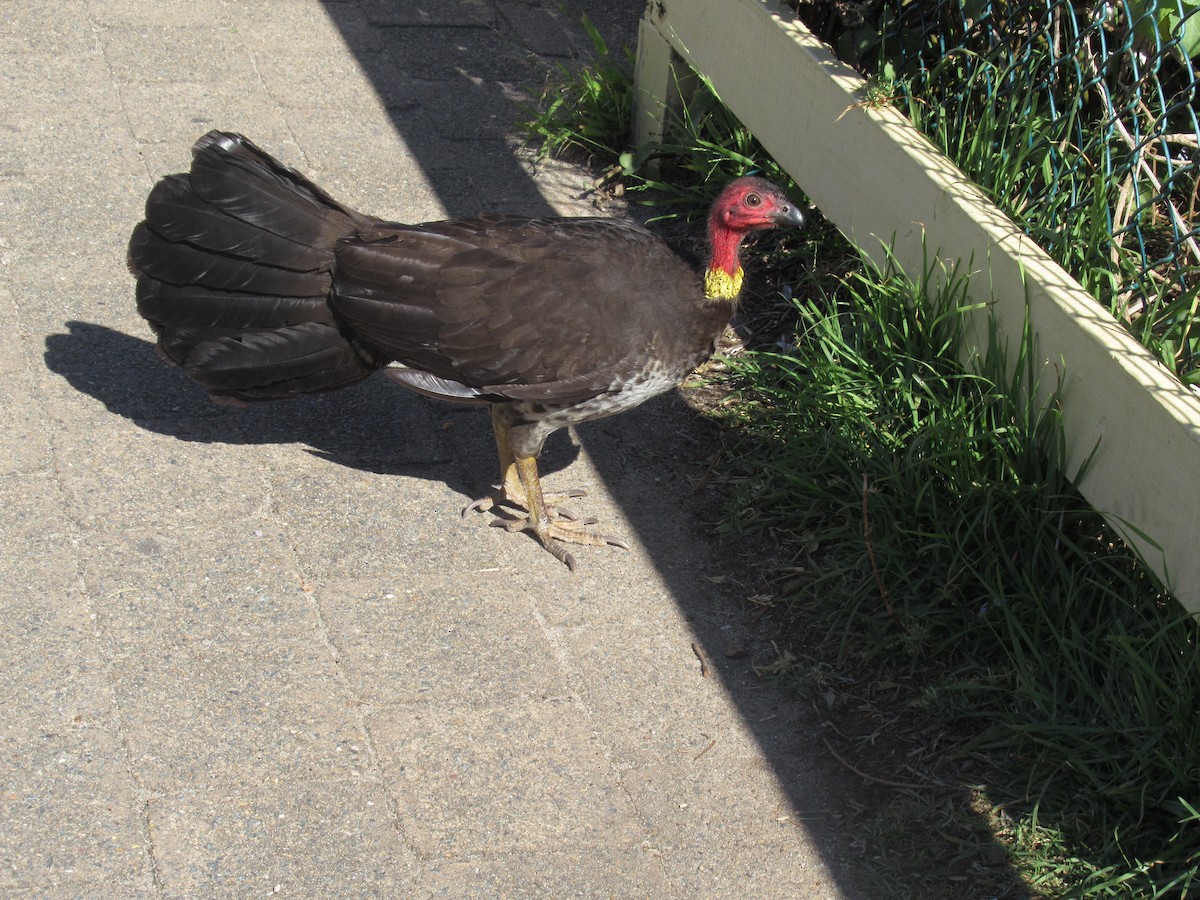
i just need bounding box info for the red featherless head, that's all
[704,177,804,300]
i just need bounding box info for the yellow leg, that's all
[493,412,524,506]
[493,455,628,572]
[461,410,629,570]
[463,409,584,518]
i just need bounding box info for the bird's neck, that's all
[705,223,745,302]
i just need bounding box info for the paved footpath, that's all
[0,1,866,895]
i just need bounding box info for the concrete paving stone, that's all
[0,285,26,377]
[431,159,536,215]
[231,0,388,53]
[294,501,570,581]
[410,77,537,141]
[433,441,721,619]
[0,463,72,547]
[266,456,497,582]
[0,112,144,188]
[370,697,646,857]
[524,577,691,629]
[51,424,275,532]
[249,376,447,449]
[128,134,297,189]
[0,175,142,257]
[118,81,295,159]
[4,113,138,207]
[10,878,160,899]
[40,319,232,430]
[98,25,258,86]
[316,577,568,704]
[0,0,869,895]
[148,778,422,897]
[0,81,115,141]
[283,104,563,219]
[79,527,370,791]
[551,621,746,767]
[0,485,151,892]
[2,470,78,576]
[364,108,516,177]
[6,253,139,339]
[420,842,670,897]
[622,761,845,894]
[0,379,48,476]
[253,50,416,111]
[548,397,754,574]
[565,0,644,53]
[359,0,499,28]
[0,75,129,156]
[86,0,233,28]
[381,26,542,83]
[113,664,368,793]
[456,434,697,578]
[0,475,116,727]
[666,841,846,898]
[81,525,318,668]
[247,376,450,465]
[497,1,578,57]
[0,149,21,183]
[282,112,448,221]
[566,563,733,630]
[469,512,627,575]
[0,568,115,733]
[0,0,101,62]
[0,719,150,894]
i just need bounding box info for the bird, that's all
[128,131,804,570]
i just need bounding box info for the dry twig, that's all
[821,735,936,791]
[862,474,903,631]
[691,641,710,678]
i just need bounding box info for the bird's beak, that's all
[772,203,806,229]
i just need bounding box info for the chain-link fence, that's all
[800,1,1200,382]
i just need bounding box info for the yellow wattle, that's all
[704,265,744,301]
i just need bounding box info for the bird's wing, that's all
[330,216,696,402]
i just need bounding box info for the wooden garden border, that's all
[634,0,1200,613]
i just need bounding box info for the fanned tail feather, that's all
[139,174,334,271]
[129,130,385,400]
[184,322,378,401]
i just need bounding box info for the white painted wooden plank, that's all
[633,14,675,151]
[638,0,1200,611]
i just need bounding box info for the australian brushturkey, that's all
[128,131,804,569]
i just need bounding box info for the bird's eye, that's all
[744,193,762,207]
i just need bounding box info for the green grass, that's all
[717,258,1200,896]
[524,16,635,164]
[524,18,794,221]
[882,30,1200,386]
[521,20,1200,897]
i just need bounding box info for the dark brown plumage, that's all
[129,131,803,569]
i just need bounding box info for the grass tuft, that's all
[716,254,1200,896]
[524,16,635,164]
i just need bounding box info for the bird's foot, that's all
[463,486,588,521]
[490,515,630,572]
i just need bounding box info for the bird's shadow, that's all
[43,321,579,498]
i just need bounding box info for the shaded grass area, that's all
[717,260,1200,897]
[522,18,1200,897]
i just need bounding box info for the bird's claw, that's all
[489,515,629,571]
[462,489,513,517]
[465,483,622,570]
[463,486,588,519]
